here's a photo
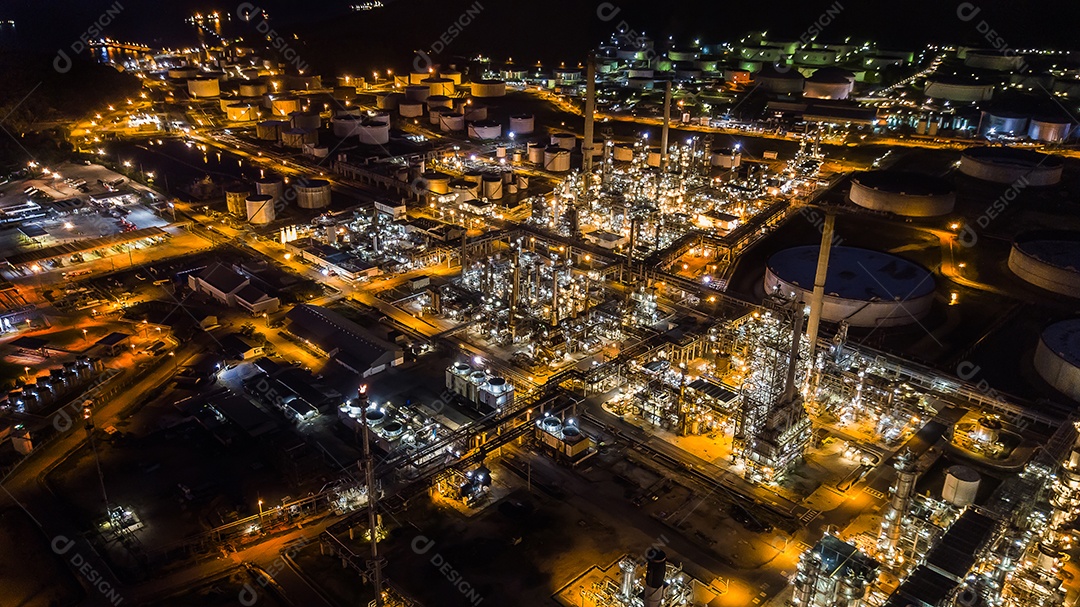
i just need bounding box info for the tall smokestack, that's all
[644,550,666,607]
[661,80,672,171]
[582,53,597,205]
[805,211,835,378]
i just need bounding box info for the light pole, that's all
[23,366,30,383]
[257,498,264,525]
[82,329,88,344]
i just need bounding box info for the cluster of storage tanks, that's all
[445,361,515,411]
[978,110,1075,142]
[221,175,332,224]
[4,357,103,412]
[419,168,530,202]
[331,109,391,145]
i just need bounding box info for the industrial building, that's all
[284,304,403,377]
[187,263,280,315]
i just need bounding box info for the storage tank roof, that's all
[1042,319,1080,368]
[854,171,954,196]
[1014,235,1080,271]
[767,246,935,301]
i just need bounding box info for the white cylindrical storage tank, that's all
[965,51,1026,72]
[226,103,260,121]
[481,174,503,200]
[405,85,430,103]
[496,145,507,158]
[528,142,544,164]
[628,68,654,79]
[256,176,284,203]
[551,133,576,150]
[471,79,507,98]
[942,466,981,507]
[1028,117,1072,142]
[293,179,331,209]
[427,95,452,110]
[335,107,363,118]
[647,147,661,167]
[377,92,405,110]
[187,78,220,98]
[463,104,488,121]
[959,146,1063,186]
[290,111,322,130]
[421,171,451,195]
[429,105,449,125]
[423,77,455,96]
[804,72,854,100]
[849,171,956,217]
[168,67,198,80]
[1008,234,1080,297]
[613,142,634,162]
[1036,319,1080,402]
[516,174,529,190]
[925,78,994,102]
[764,246,936,328]
[281,128,317,148]
[450,179,477,201]
[463,170,483,185]
[627,77,655,90]
[357,120,390,145]
[332,115,362,138]
[509,114,535,135]
[468,120,502,140]
[256,120,286,140]
[246,194,276,224]
[271,96,301,117]
[225,184,250,217]
[399,101,424,118]
[218,97,237,112]
[980,111,1028,137]
[439,112,464,132]
[755,68,805,94]
[543,146,570,172]
[710,148,742,168]
[239,82,267,97]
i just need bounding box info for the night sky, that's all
[2,0,1077,61]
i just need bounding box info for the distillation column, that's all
[878,449,917,561]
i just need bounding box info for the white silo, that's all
[399,102,424,118]
[509,114,535,134]
[463,104,488,121]
[256,120,286,140]
[293,179,332,209]
[246,194,276,224]
[471,79,507,98]
[427,95,453,110]
[468,120,502,140]
[942,465,981,507]
[543,147,570,172]
[551,133,576,150]
[482,174,504,200]
[187,78,220,98]
[332,115,362,138]
[357,120,390,145]
[256,176,284,203]
[439,112,465,132]
[225,184,250,217]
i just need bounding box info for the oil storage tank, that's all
[357,119,390,145]
[270,96,301,117]
[959,146,1062,186]
[765,246,935,327]
[543,146,571,172]
[187,77,220,98]
[849,171,955,217]
[405,84,430,103]
[942,466,981,507]
[225,184,250,217]
[803,68,854,99]
[551,132,576,150]
[1028,117,1073,142]
[925,77,993,102]
[256,120,287,140]
[468,120,502,140]
[754,65,804,94]
[256,176,284,203]
[290,111,322,130]
[427,95,453,110]
[246,194,276,224]
[1008,233,1080,297]
[1035,319,1080,402]
[281,127,317,148]
[332,114,362,138]
[399,101,424,118]
[509,114,535,134]
[226,103,260,121]
[471,79,507,98]
[423,77,455,96]
[239,82,267,97]
[293,179,331,209]
[439,112,465,132]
